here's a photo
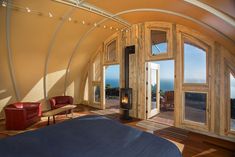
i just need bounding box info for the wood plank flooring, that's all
[0,104,234,157]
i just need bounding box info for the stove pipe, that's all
[124,45,135,88]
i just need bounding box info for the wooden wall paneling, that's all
[128,25,139,117]
[137,23,147,119]
[213,42,221,134]
[222,47,235,139]
[175,27,183,127]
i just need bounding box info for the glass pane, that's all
[184,41,207,83]
[230,73,235,131]
[184,92,206,123]
[84,77,88,101]
[105,65,120,109]
[94,85,101,103]
[151,69,157,110]
[93,53,101,81]
[107,40,116,61]
[151,30,167,55]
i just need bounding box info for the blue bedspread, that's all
[0,115,182,157]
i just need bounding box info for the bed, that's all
[0,115,182,157]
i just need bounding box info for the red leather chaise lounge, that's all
[49,96,73,109]
[5,102,41,130]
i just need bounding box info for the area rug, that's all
[0,112,87,137]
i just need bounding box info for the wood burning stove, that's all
[120,88,132,109]
[120,45,135,120]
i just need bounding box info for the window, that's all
[184,41,207,84]
[93,53,101,81]
[107,40,116,61]
[230,73,235,131]
[184,92,207,124]
[105,39,117,62]
[151,30,167,55]
[94,85,101,103]
[83,77,88,101]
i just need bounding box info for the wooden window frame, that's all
[177,26,213,132]
[92,81,101,105]
[225,67,235,136]
[182,90,209,131]
[145,22,173,61]
[182,34,209,87]
[104,33,120,64]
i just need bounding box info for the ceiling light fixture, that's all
[26,7,31,13]
[110,26,113,30]
[68,17,72,21]
[103,25,106,29]
[94,23,97,27]
[82,20,85,24]
[116,28,119,31]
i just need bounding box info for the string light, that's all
[2,1,7,7]
[49,12,53,18]
[0,2,121,32]
[26,7,31,13]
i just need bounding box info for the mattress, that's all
[0,115,182,157]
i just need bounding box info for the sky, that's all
[153,60,174,80]
[152,43,167,55]
[230,73,235,99]
[105,65,120,80]
[184,43,206,83]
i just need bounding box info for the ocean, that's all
[106,78,174,91]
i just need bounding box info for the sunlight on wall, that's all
[84,77,88,101]
[0,89,6,94]
[22,69,66,102]
[46,69,66,94]
[66,81,74,97]
[0,96,12,119]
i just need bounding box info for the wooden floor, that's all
[0,104,235,157]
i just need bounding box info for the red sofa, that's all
[49,96,73,109]
[5,102,41,130]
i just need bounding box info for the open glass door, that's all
[146,62,160,118]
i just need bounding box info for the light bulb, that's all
[2,1,7,7]
[26,7,31,13]
[49,12,53,18]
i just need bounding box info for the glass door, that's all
[146,62,160,118]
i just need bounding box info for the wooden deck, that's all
[0,104,234,157]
